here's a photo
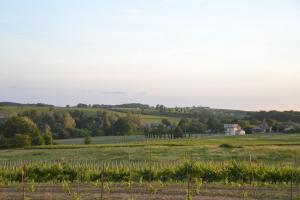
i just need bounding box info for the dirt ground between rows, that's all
[0,183,299,200]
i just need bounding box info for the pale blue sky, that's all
[0,0,300,110]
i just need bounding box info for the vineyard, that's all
[0,158,300,199]
[0,160,299,183]
[0,134,300,199]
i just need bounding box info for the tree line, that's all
[0,109,144,148]
[1,104,300,148]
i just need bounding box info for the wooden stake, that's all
[100,162,104,200]
[21,164,26,200]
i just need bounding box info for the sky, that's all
[0,0,300,111]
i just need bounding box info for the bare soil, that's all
[0,183,299,200]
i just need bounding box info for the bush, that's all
[84,136,91,144]
[219,143,234,148]
[219,143,242,148]
[31,135,45,146]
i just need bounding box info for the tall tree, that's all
[63,112,76,129]
[173,126,183,138]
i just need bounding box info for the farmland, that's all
[0,134,299,199]
[1,182,297,200]
[0,134,299,164]
[1,105,300,199]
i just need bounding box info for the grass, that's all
[0,133,299,165]
[55,135,147,145]
[57,133,300,146]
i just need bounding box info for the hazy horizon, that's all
[1,0,300,111]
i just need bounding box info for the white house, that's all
[224,124,245,136]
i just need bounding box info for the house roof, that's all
[224,124,240,128]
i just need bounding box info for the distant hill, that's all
[0,102,23,106]
[0,102,54,107]
[117,103,150,109]
[1,101,300,124]
[90,103,150,109]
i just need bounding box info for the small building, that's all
[224,124,245,136]
[283,125,294,132]
[144,123,161,129]
[252,124,272,133]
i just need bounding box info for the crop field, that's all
[0,160,299,199]
[0,133,300,199]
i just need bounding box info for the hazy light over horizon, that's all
[0,0,300,111]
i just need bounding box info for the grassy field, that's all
[55,135,147,145]
[0,134,299,165]
[55,133,300,146]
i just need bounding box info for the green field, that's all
[55,135,147,145]
[0,133,299,165]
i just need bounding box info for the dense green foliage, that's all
[0,161,298,184]
[0,108,144,141]
[84,136,91,144]
[0,116,53,148]
[247,111,300,124]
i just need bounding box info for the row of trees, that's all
[5,109,144,140]
[0,109,145,148]
[145,117,225,139]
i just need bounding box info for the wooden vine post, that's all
[22,164,25,200]
[100,162,105,200]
